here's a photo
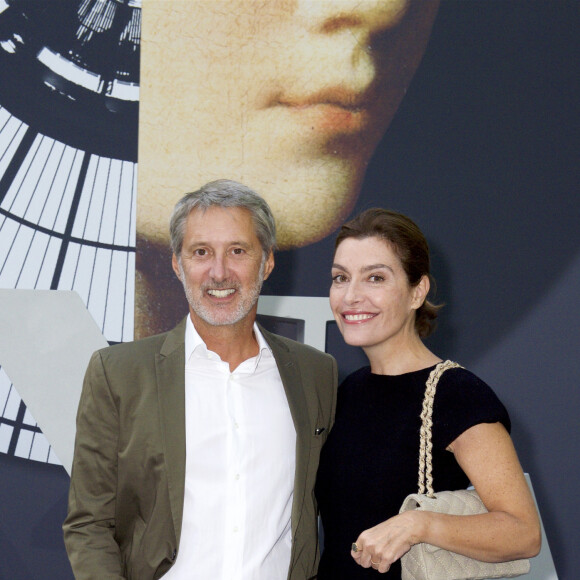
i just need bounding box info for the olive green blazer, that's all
[63,318,337,580]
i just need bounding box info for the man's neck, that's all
[192,314,260,372]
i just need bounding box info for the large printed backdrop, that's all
[0,1,578,578]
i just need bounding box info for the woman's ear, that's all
[412,275,430,309]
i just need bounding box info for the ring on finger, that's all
[351,542,361,553]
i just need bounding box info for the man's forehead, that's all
[184,206,258,243]
[187,205,252,222]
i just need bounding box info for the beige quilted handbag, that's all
[399,360,530,580]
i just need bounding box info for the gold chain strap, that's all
[418,360,463,497]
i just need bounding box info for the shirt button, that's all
[235,473,240,480]
[233,526,239,533]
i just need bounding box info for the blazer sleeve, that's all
[63,350,126,579]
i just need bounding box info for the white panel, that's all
[6,136,54,217]
[0,367,10,408]
[71,154,99,239]
[0,289,109,472]
[22,404,37,426]
[258,296,334,351]
[0,114,27,181]
[36,236,62,288]
[29,431,51,462]
[123,252,135,341]
[22,138,65,224]
[99,158,122,244]
[37,144,81,232]
[129,163,137,243]
[2,135,42,215]
[14,427,33,458]
[14,231,50,288]
[0,104,10,128]
[0,216,20,277]
[114,161,131,245]
[0,225,34,287]
[87,247,113,330]
[102,249,130,341]
[47,445,62,465]
[52,148,86,233]
[0,423,12,454]
[56,241,81,290]
[37,48,102,92]
[3,384,21,420]
[71,245,97,304]
[81,157,109,242]
[109,79,139,101]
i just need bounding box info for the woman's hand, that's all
[351,510,428,573]
[351,422,541,574]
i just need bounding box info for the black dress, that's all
[315,365,510,579]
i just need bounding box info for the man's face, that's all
[172,206,274,328]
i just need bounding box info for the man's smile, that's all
[207,288,236,298]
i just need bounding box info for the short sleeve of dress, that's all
[431,367,511,451]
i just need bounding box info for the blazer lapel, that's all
[260,327,312,535]
[155,318,187,546]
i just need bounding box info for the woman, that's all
[315,208,541,577]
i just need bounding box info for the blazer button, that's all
[171,549,177,561]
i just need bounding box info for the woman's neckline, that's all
[367,362,440,379]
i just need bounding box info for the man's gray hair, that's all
[170,179,277,258]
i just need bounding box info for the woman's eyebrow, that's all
[361,263,393,273]
[331,262,348,271]
[331,262,394,273]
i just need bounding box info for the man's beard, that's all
[178,259,266,327]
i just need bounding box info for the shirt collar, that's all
[185,315,272,368]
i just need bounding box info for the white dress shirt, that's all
[164,317,296,580]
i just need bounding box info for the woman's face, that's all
[330,236,424,352]
[138,0,439,249]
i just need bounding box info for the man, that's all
[63,180,337,580]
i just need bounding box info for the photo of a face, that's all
[138,0,439,250]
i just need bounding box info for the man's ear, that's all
[412,275,430,309]
[171,253,182,280]
[262,251,275,281]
